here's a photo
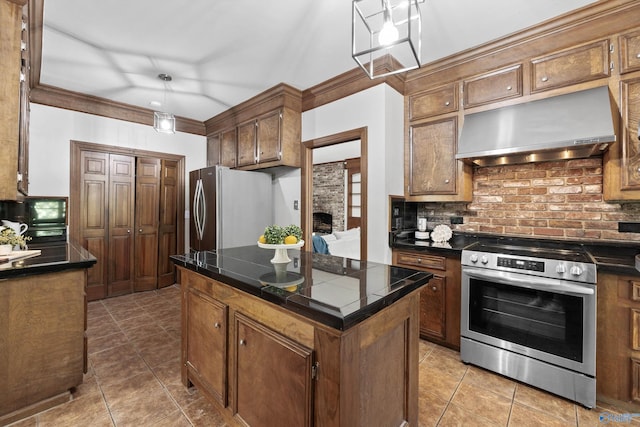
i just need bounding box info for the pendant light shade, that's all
[352,0,422,79]
[153,73,176,134]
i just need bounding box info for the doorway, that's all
[301,127,368,261]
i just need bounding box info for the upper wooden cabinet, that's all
[204,83,302,170]
[0,0,24,200]
[619,30,640,74]
[463,64,523,108]
[406,116,472,201]
[530,40,610,93]
[408,83,458,121]
[206,134,220,167]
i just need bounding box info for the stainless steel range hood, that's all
[456,86,616,167]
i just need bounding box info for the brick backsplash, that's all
[419,158,640,242]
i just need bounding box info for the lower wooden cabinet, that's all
[233,313,313,427]
[597,271,640,410]
[393,249,461,350]
[179,265,421,426]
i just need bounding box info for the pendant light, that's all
[352,0,422,79]
[153,73,176,134]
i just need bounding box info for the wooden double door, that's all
[71,142,184,301]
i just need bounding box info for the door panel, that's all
[108,154,135,296]
[80,151,108,300]
[134,157,160,291]
[158,159,178,288]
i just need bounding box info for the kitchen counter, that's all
[171,245,431,330]
[0,241,97,279]
[390,230,640,276]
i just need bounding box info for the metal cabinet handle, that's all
[445,179,450,183]
[541,76,548,82]
[239,339,246,346]
[432,286,437,291]
[445,101,450,106]
[214,322,220,329]
[417,258,422,263]
[506,85,512,91]
[636,53,640,58]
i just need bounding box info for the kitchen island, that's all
[171,246,431,427]
[0,242,96,425]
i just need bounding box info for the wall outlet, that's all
[450,216,464,224]
[294,200,299,210]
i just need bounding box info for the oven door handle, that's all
[463,268,595,296]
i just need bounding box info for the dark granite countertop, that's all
[0,241,97,279]
[171,245,432,330]
[390,230,640,276]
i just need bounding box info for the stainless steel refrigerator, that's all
[189,165,273,251]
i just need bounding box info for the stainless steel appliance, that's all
[189,165,273,252]
[0,197,68,244]
[460,240,597,408]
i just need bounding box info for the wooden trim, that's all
[27,0,42,89]
[301,127,368,261]
[30,84,205,135]
[7,0,27,5]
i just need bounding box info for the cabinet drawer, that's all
[530,40,610,93]
[408,84,458,121]
[396,252,446,271]
[620,30,640,74]
[463,64,523,108]
[420,276,446,340]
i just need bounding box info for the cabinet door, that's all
[620,78,640,190]
[134,157,160,291]
[619,30,640,74]
[420,276,446,340]
[108,154,135,296]
[206,133,220,167]
[236,120,257,167]
[220,128,237,168]
[186,289,227,406]
[463,64,522,108]
[408,84,458,121]
[530,40,610,93]
[408,117,457,195]
[234,313,313,427]
[256,110,282,163]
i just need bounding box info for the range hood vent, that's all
[456,86,616,167]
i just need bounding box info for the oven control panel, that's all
[497,257,544,272]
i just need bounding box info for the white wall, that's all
[29,104,206,251]
[302,84,404,264]
[271,167,301,227]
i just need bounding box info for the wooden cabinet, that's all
[0,0,23,200]
[619,30,640,74]
[393,249,461,349]
[597,271,640,409]
[604,77,640,201]
[463,64,523,108]
[233,313,313,427]
[185,283,227,406]
[530,40,610,93]
[408,83,458,121]
[205,84,302,170]
[407,117,472,201]
[0,269,86,424]
[179,265,421,426]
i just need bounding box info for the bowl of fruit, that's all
[258,224,304,263]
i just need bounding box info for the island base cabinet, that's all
[0,270,86,425]
[233,313,313,427]
[178,266,421,427]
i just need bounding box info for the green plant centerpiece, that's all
[258,224,304,264]
[0,227,31,249]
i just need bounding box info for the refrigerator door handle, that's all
[198,179,206,240]
[193,178,206,241]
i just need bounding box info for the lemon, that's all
[258,235,266,244]
[284,235,298,245]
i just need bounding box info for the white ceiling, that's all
[40,0,597,122]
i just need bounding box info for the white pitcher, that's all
[2,220,28,236]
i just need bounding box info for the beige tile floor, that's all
[6,284,640,427]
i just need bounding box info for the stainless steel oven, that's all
[460,240,596,408]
